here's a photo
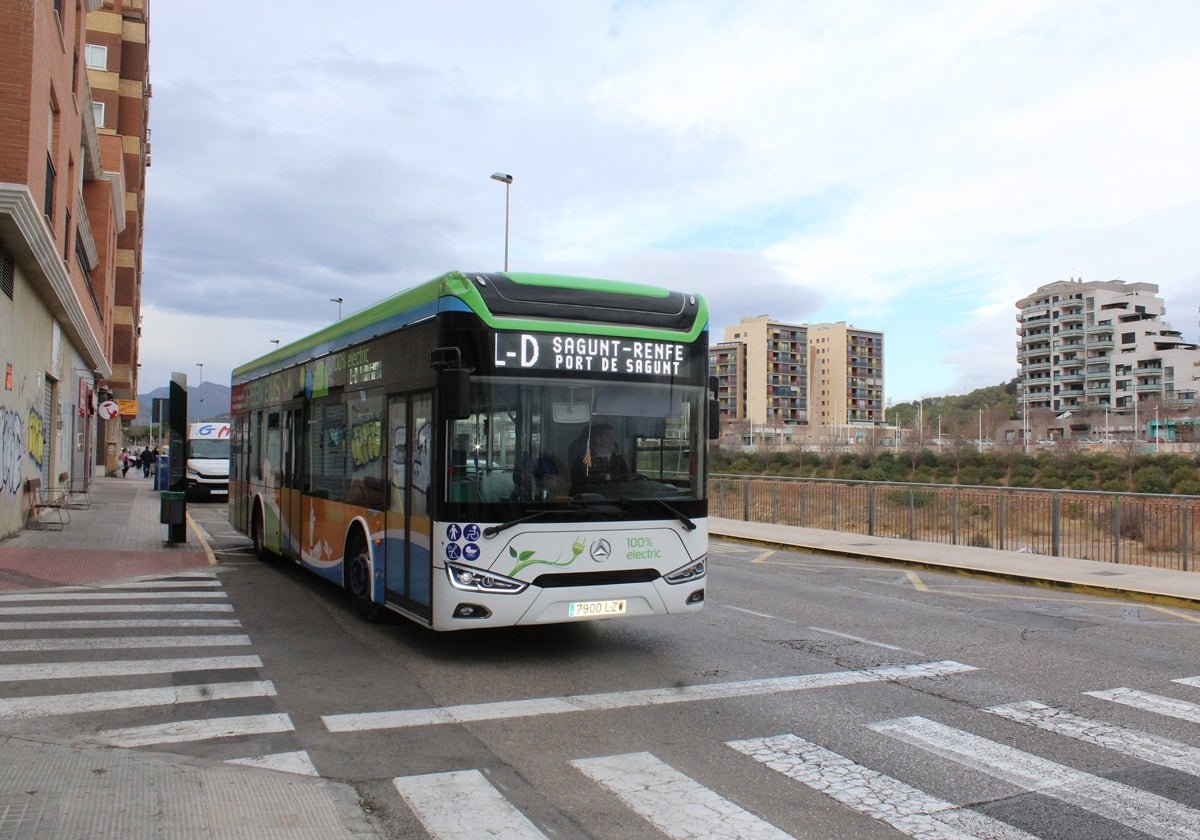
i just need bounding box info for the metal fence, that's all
[709,474,1200,572]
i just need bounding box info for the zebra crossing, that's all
[389,672,1200,840]
[0,571,317,776]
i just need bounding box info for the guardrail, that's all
[710,475,1199,572]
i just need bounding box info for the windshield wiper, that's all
[634,497,696,532]
[483,507,579,539]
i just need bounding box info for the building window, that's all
[92,102,105,128]
[44,153,55,219]
[85,44,108,70]
[75,231,101,321]
[1,243,14,300]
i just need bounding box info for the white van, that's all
[186,423,231,498]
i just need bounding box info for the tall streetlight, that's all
[490,172,513,271]
[330,297,343,320]
[195,362,204,422]
[269,339,280,349]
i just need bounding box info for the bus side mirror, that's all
[439,368,471,420]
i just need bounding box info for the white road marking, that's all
[0,619,242,630]
[0,634,251,651]
[226,750,319,777]
[323,661,976,732]
[572,751,793,839]
[869,715,1200,840]
[729,734,1037,840]
[0,603,234,615]
[25,578,221,592]
[0,680,277,718]
[0,591,227,601]
[722,604,789,621]
[1086,687,1200,724]
[393,769,548,840]
[1175,676,1200,688]
[0,655,262,683]
[986,700,1200,775]
[807,626,918,653]
[95,712,294,747]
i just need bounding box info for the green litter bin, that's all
[160,490,185,525]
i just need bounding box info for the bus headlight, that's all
[664,557,706,584]
[446,563,528,594]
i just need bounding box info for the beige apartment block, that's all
[808,322,885,428]
[712,316,884,434]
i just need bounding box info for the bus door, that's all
[230,417,250,532]
[281,404,305,560]
[384,392,433,616]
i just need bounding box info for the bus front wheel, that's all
[346,531,383,622]
[251,505,271,561]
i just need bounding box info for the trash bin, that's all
[160,490,185,525]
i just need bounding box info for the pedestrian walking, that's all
[140,445,154,477]
[120,447,132,477]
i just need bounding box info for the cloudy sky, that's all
[139,1,1200,403]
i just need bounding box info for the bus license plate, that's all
[568,599,627,618]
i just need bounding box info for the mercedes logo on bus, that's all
[589,539,611,562]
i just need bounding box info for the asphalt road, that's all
[12,500,1200,839]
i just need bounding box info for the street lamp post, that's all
[194,363,203,422]
[490,172,513,271]
[270,339,280,349]
[330,297,343,320]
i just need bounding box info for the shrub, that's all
[1133,466,1170,495]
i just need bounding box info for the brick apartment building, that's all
[0,0,149,537]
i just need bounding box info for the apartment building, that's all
[712,315,884,433]
[1016,279,1200,419]
[808,322,885,427]
[0,0,149,537]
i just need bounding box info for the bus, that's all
[229,271,715,630]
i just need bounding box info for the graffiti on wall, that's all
[27,408,45,470]
[0,408,22,495]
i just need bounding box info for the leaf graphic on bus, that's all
[508,542,580,577]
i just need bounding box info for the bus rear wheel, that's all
[346,532,383,622]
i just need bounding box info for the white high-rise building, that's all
[1016,279,1200,415]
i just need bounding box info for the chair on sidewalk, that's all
[61,471,92,509]
[24,477,70,530]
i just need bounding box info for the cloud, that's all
[136,1,1200,402]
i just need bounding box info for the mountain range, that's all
[136,381,232,424]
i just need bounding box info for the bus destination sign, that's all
[493,333,690,377]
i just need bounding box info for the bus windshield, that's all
[446,376,706,505]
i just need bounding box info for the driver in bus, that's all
[569,423,629,491]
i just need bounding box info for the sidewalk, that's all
[0,476,380,839]
[711,516,1200,610]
